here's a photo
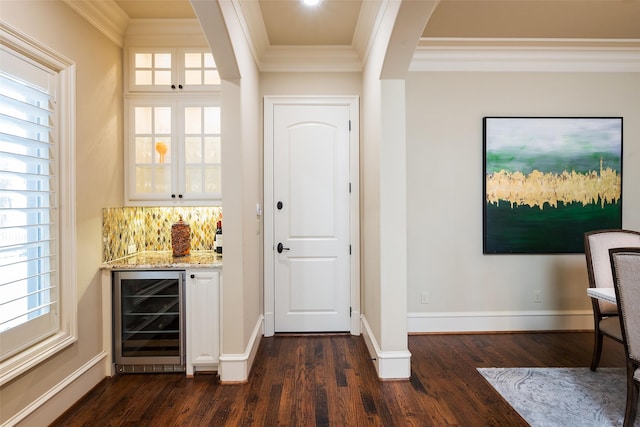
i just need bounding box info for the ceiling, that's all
[113,0,640,46]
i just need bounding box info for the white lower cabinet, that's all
[185,268,220,376]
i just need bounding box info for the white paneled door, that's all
[272,103,351,332]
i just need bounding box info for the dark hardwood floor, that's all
[51,332,625,426]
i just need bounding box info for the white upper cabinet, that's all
[125,97,221,204]
[127,48,221,93]
[124,43,222,205]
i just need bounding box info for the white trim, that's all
[101,270,115,376]
[263,97,275,338]
[263,96,360,337]
[123,19,207,48]
[411,38,640,72]
[351,0,385,68]
[260,46,362,72]
[361,315,411,380]
[61,0,129,47]
[407,310,593,334]
[218,315,263,383]
[2,352,107,427]
[350,310,361,336]
[418,37,640,48]
[233,0,269,69]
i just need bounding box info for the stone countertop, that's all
[101,251,222,270]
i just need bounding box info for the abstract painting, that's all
[483,117,622,254]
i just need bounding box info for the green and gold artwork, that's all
[483,117,622,254]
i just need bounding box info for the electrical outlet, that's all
[128,244,137,255]
[534,290,542,303]
[421,291,429,304]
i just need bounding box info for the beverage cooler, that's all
[113,270,185,373]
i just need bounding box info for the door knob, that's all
[277,201,283,210]
[277,243,290,253]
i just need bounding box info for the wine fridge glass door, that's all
[113,270,185,369]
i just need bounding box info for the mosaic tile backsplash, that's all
[103,207,222,262]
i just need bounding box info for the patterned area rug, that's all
[478,367,640,427]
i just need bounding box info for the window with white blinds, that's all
[0,23,76,386]
[0,44,58,359]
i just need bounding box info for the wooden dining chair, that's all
[584,229,640,371]
[609,247,640,427]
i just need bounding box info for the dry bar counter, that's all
[100,251,223,377]
[101,250,223,270]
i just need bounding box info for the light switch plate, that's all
[421,291,429,304]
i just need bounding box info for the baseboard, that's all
[408,310,593,333]
[218,315,263,383]
[360,315,411,380]
[3,352,107,427]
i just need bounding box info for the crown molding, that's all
[124,19,207,47]
[411,38,640,72]
[62,0,129,47]
[351,0,383,68]
[234,0,269,70]
[260,45,362,72]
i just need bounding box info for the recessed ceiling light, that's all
[301,0,322,6]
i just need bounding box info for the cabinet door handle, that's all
[190,274,195,279]
[178,194,183,198]
[171,194,176,198]
[171,84,176,89]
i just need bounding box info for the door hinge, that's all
[349,120,351,131]
[349,244,352,255]
[350,306,352,317]
[349,182,351,193]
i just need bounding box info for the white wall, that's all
[405,71,640,332]
[0,1,123,424]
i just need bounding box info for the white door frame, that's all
[264,96,360,336]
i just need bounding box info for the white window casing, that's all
[0,22,77,386]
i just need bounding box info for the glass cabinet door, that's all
[182,50,220,88]
[182,105,221,199]
[128,100,177,200]
[129,49,175,92]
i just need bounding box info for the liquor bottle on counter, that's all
[216,220,223,254]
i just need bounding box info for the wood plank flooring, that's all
[50,332,625,426]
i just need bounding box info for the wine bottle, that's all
[216,220,223,254]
